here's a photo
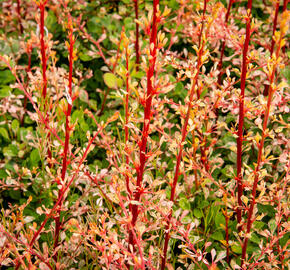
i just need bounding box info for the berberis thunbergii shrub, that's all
[0,0,289,269]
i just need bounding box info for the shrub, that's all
[0,0,289,269]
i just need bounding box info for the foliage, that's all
[0,0,289,269]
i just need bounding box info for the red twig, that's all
[263,0,279,96]
[79,25,111,69]
[16,0,23,34]
[124,37,131,196]
[236,0,252,229]
[38,0,53,168]
[198,0,207,48]
[224,201,230,265]
[128,0,159,253]
[240,12,286,267]
[52,16,75,262]
[0,56,64,145]
[0,226,53,270]
[28,124,105,253]
[39,2,48,98]
[161,31,206,270]
[134,0,140,71]
[217,0,234,85]
[98,32,124,116]
[21,43,32,126]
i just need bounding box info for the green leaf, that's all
[253,221,265,230]
[280,232,289,247]
[132,71,145,79]
[68,193,79,207]
[0,127,10,141]
[79,52,93,62]
[124,17,133,26]
[71,110,83,123]
[179,198,190,210]
[0,85,11,98]
[87,17,101,34]
[79,89,89,103]
[9,189,21,200]
[268,219,277,233]
[200,88,208,98]
[177,24,184,31]
[215,212,225,228]
[11,119,19,133]
[198,200,209,209]
[181,216,192,224]
[104,73,118,88]
[193,208,203,218]
[210,231,224,241]
[30,149,41,165]
[117,78,123,88]
[19,128,28,142]
[250,232,261,244]
[3,144,18,157]
[0,69,15,84]
[0,169,8,178]
[175,82,183,92]
[231,243,242,254]
[257,204,276,217]
[45,10,58,32]
[281,65,290,84]
[89,99,98,111]
[80,121,89,132]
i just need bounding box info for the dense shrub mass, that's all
[0,0,289,269]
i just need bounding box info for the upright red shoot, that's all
[134,0,140,71]
[39,0,48,98]
[198,0,207,48]
[217,0,234,85]
[16,0,23,34]
[128,0,159,252]
[236,0,252,228]
[161,25,207,270]
[264,0,280,96]
[241,12,288,267]
[53,15,75,262]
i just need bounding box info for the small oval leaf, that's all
[104,73,118,89]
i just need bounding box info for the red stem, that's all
[283,0,288,10]
[53,21,74,262]
[125,44,131,196]
[200,135,209,172]
[39,3,47,98]
[161,38,206,270]
[78,24,111,70]
[264,0,279,96]
[225,209,230,265]
[24,122,105,267]
[98,34,123,116]
[241,20,284,267]
[0,228,53,270]
[128,0,159,251]
[39,1,53,168]
[191,130,199,189]
[236,0,252,229]
[134,0,140,71]
[283,0,288,14]
[21,46,32,126]
[270,1,280,54]
[198,0,207,48]
[197,2,209,173]
[217,0,234,85]
[16,0,23,34]
[282,0,288,53]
